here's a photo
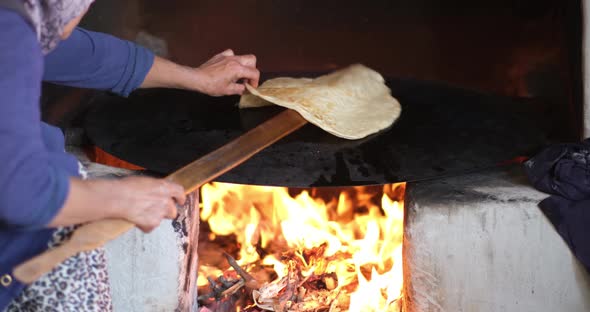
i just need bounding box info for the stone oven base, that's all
[79,145,590,312]
[81,156,199,312]
[404,165,590,312]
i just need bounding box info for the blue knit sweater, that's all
[0,8,154,309]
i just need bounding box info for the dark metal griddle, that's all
[84,75,549,187]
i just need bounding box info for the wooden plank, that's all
[13,109,307,284]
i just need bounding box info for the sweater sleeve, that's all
[43,28,155,97]
[0,10,71,230]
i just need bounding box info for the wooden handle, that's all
[12,109,307,284]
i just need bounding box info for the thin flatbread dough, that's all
[239,64,401,140]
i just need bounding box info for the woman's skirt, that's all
[4,164,112,312]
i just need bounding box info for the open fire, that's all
[197,182,405,311]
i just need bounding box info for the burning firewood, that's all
[200,247,399,311]
[197,275,243,302]
[198,253,259,304]
[224,251,261,290]
[251,260,344,312]
[198,183,406,311]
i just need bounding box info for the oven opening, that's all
[197,182,405,312]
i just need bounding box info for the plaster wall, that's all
[83,161,198,312]
[403,167,590,312]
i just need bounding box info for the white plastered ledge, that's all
[403,165,590,312]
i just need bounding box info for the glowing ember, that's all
[198,183,405,311]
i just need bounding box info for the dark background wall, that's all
[45,0,582,139]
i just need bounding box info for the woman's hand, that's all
[108,177,186,232]
[193,49,260,96]
[50,177,186,233]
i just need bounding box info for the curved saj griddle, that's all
[84,75,549,187]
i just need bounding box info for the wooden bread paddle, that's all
[13,109,307,284]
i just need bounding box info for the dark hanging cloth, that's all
[524,139,590,271]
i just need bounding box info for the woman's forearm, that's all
[47,178,123,227]
[139,56,200,91]
[140,50,259,96]
[47,177,185,232]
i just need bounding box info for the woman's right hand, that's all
[109,177,186,232]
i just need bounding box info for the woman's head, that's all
[23,0,95,53]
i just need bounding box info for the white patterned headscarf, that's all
[22,0,94,54]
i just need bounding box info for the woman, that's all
[0,0,260,310]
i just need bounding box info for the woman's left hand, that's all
[140,50,260,96]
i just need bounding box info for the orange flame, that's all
[199,182,405,311]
